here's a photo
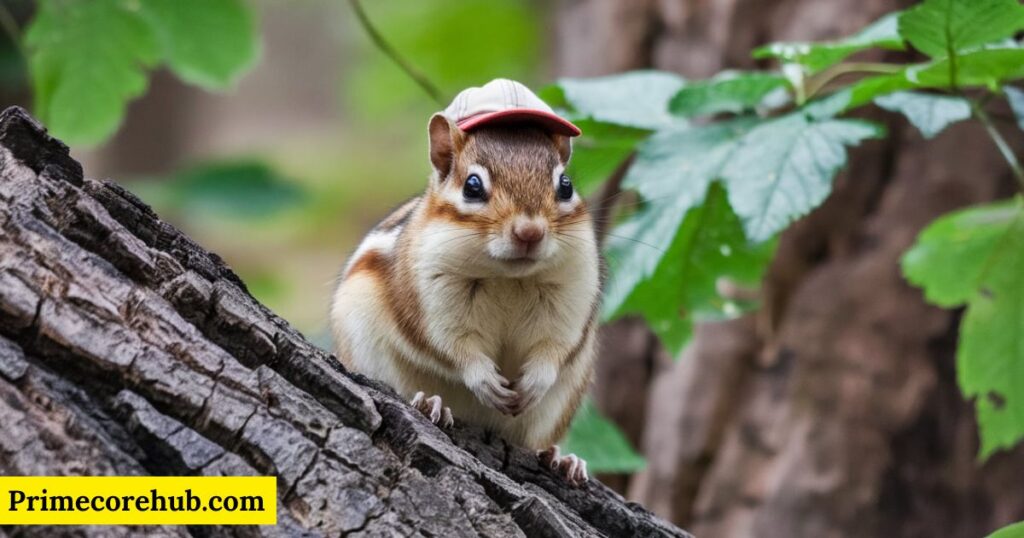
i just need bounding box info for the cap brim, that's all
[457,109,582,137]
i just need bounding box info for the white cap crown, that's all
[443,79,581,137]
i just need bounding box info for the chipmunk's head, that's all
[421,113,593,278]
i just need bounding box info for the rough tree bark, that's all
[555,1,1024,537]
[0,106,691,538]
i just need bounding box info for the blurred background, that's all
[2,1,1024,537]
[4,0,549,342]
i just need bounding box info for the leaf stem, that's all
[347,0,446,106]
[803,62,904,101]
[971,99,1024,190]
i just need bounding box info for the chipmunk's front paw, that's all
[410,391,454,428]
[538,445,588,487]
[463,361,518,415]
[509,361,557,416]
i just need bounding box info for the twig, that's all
[348,0,446,106]
[971,99,1024,190]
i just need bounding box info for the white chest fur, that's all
[410,226,599,378]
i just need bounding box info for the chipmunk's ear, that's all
[428,114,465,181]
[551,133,572,164]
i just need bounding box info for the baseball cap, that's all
[445,79,582,137]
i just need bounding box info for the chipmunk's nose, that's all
[512,219,547,250]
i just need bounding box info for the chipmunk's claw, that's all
[411,391,454,428]
[538,445,588,487]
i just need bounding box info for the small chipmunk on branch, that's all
[330,79,601,485]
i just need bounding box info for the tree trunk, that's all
[555,1,1024,537]
[0,106,690,538]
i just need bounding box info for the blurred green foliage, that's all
[241,269,292,312]
[135,161,307,220]
[344,0,541,119]
[0,0,26,91]
[563,399,646,473]
[990,521,1024,538]
[24,0,258,145]
[0,48,23,90]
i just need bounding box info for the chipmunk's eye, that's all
[557,174,574,201]
[463,174,486,202]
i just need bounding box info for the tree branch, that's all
[0,105,689,537]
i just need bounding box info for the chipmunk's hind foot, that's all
[411,391,454,428]
[538,445,588,486]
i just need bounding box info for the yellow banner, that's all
[0,476,277,525]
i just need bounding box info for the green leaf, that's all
[563,398,646,473]
[25,0,160,145]
[1006,86,1024,131]
[846,73,916,109]
[603,118,758,352]
[604,109,877,352]
[606,182,774,354]
[846,48,1024,109]
[783,5,1024,110]
[669,72,788,118]
[138,0,259,89]
[753,12,904,73]
[24,0,259,145]
[903,199,1021,306]
[898,0,1024,58]
[720,113,884,241]
[908,47,1024,89]
[902,198,1024,459]
[567,119,650,195]
[804,88,860,119]
[139,161,308,219]
[552,71,686,129]
[989,521,1024,538]
[874,91,971,138]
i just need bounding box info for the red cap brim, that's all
[456,109,582,137]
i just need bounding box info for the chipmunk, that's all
[329,79,600,485]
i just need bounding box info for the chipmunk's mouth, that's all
[485,252,549,276]
[487,250,548,270]
[492,254,539,265]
